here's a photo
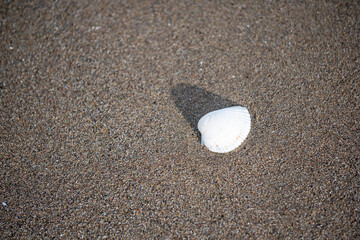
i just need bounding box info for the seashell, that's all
[197,106,251,153]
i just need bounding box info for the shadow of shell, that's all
[170,84,238,142]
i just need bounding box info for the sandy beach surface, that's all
[1,1,359,238]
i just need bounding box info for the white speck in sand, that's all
[9,46,14,50]
[2,202,6,206]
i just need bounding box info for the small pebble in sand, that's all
[198,106,251,153]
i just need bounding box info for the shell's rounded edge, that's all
[198,106,251,153]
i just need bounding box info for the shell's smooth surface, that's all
[197,106,251,153]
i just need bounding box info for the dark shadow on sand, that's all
[171,84,238,141]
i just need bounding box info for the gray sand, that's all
[1,1,359,238]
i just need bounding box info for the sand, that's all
[1,1,359,238]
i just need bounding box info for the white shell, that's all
[198,106,251,153]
